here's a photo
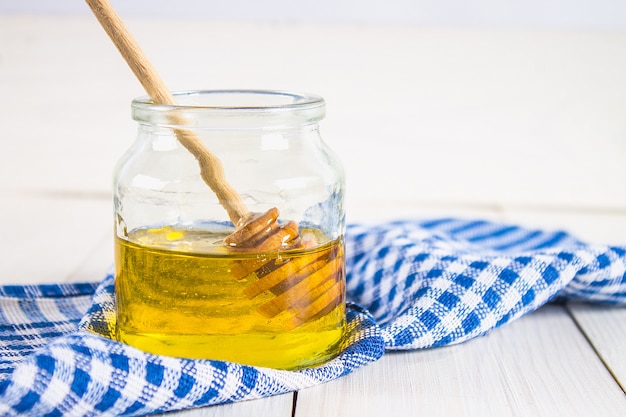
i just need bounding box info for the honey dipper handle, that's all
[85,0,248,224]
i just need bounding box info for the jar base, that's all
[117,324,345,370]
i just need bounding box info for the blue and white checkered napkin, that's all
[1,218,625,416]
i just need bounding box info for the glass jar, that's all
[113,90,346,370]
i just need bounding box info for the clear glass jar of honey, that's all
[113,90,346,370]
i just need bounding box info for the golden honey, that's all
[114,226,346,370]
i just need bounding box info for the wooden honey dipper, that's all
[86,0,344,330]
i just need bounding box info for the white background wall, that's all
[1,0,626,30]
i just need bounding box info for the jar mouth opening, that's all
[134,90,324,110]
[131,90,326,129]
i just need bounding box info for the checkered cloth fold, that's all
[1,218,625,416]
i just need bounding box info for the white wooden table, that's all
[1,13,625,416]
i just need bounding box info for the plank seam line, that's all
[291,391,298,417]
[565,304,626,395]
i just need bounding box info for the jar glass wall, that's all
[113,90,346,370]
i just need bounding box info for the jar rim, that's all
[131,90,326,130]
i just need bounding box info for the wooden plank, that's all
[295,305,626,417]
[157,394,294,417]
[65,230,113,283]
[0,194,111,285]
[567,303,626,393]
[347,200,506,225]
